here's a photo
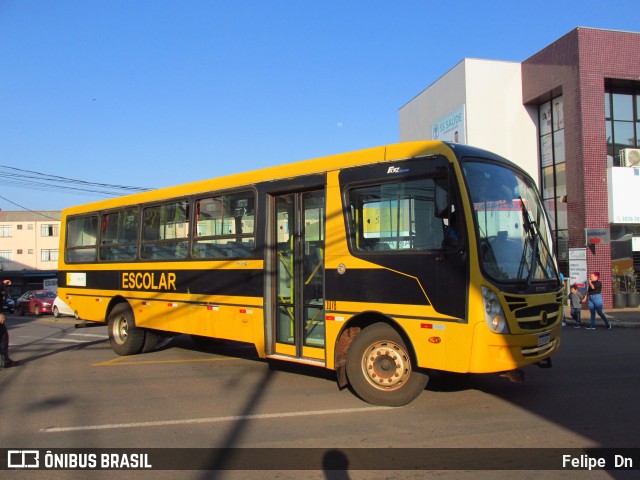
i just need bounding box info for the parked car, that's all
[17,290,57,316]
[53,296,78,318]
[2,297,15,313]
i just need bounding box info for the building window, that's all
[41,224,59,237]
[41,249,59,262]
[0,225,11,237]
[605,81,640,165]
[538,95,568,273]
[17,249,23,255]
[0,250,12,262]
[17,224,23,230]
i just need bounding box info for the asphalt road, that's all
[1,313,638,480]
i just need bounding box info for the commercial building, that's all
[400,27,640,307]
[0,210,60,295]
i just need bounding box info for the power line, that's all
[0,164,154,195]
[0,194,60,220]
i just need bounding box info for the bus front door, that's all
[272,190,326,362]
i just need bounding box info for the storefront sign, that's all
[585,228,610,245]
[431,105,466,144]
[569,248,587,290]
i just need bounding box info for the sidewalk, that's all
[565,308,640,328]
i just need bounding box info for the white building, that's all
[399,58,539,181]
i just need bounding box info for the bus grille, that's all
[503,296,562,330]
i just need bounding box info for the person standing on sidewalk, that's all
[0,313,15,369]
[583,272,611,330]
[1,280,17,368]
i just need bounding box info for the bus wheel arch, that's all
[107,300,146,356]
[337,313,428,406]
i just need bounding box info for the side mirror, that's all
[435,181,449,219]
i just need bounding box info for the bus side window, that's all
[193,191,255,259]
[143,209,160,241]
[66,215,98,263]
[348,177,446,252]
[141,201,189,260]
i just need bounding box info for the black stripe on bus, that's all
[325,269,431,306]
[59,269,264,298]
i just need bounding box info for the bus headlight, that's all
[482,286,510,334]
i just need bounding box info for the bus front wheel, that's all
[108,304,145,356]
[346,322,428,407]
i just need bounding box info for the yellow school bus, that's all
[58,141,562,406]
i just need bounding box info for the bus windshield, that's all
[462,159,558,284]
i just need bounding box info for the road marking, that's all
[40,338,92,344]
[93,356,240,366]
[40,406,392,433]
[11,333,106,345]
[39,318,82,325]
[69,333,107,338]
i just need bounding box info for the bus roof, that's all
[61,141,487,215]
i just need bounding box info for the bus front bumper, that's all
[469,322,561,373]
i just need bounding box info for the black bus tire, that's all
[346,322,428,407]
[108,304,145,356]
[141,329,161,353]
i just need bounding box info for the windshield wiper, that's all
[519,196,538,239]
[518,197,558,286]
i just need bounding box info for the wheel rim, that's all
[113,315,129,345]
[361,339,411,391]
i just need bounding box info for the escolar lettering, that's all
[122,272,177,291]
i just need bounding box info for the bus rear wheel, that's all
[346,322,428,407]
[108,304,145,356]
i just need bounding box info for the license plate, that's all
[537,332,551,347]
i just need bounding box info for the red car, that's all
[17,290,57,316]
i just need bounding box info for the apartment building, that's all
[0,210,60,294]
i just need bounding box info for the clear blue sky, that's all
[1,0,638,211]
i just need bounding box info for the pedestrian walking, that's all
[568,284,584,328]
[583,272,611,330]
